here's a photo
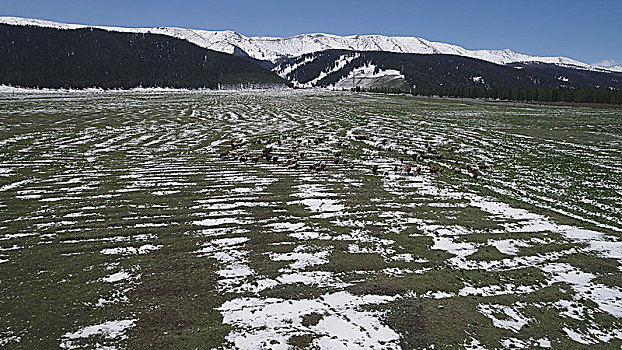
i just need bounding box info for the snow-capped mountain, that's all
[1,16,617,73]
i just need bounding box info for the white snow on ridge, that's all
[275,55,316,79]
[290,53,361,87]
[0,16,611,72]
[0,17,87,30]
[332,63,405,89]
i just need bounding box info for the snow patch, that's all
[102,271,131,283]
[431,236,477,258]
[60,319,136,349]
[478,304,530,333]
[218,291,399,349]
[100,244,162,255]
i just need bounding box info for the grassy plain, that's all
[0,90,620,349]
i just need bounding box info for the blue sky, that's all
[2,0,620,66]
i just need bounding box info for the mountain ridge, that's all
[273,49,622,90]
[1,16,619,73]
[0,23,288,89]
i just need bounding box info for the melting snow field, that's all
[0,89,621,349]
[219,292,399,349]
[60,319,137,349]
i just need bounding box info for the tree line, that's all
[358,86,622,105]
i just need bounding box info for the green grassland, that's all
[0,90,620,349]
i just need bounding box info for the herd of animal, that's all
[217,134,488,179]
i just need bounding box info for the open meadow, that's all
[0,89,621,349]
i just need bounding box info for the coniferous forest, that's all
[358,86,622,105]
[281,50,622,105]
[0,24,288,89]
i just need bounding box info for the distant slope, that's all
[1,16,617,72]
[275,50,622,90]
[0,24,288,89]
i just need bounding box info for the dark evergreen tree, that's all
[0,24,288,89]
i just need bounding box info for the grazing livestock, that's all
[470,167,478,178]
[231,138,245,149]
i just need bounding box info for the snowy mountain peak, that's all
[0,16,616,72]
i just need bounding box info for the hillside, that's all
[0,17,620,93]
[1,16,617,72]
[0,24,288,89]
[275,50,622,90]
